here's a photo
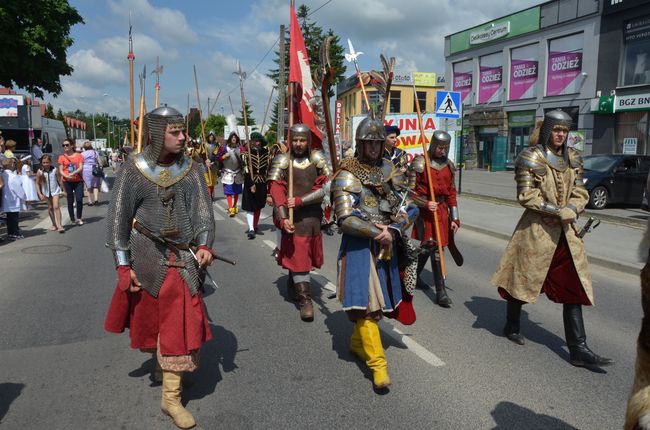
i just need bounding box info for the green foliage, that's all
[187,110,201,139]
[195,114,227,139]
[0,0,84,97]
[237,101,256,126]
[44,103,55,119]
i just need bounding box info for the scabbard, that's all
[448,226,464,267]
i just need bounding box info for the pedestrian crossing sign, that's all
[435,91,461,119]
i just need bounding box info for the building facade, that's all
[445,0,602,169]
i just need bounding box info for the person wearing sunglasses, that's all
[57,137,85,225]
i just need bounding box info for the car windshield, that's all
[583,156,618,173]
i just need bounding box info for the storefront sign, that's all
[334,99,342,135]
[470,22,510,45]
[615,93,650,112]
[0,95,23,117]
[508,111,536,127]
[392,72,438,87]
[624,16,650,43]
[547,51,583,96]
[623,137,638,154]
[453,71,473,105]
[479,66,503,104]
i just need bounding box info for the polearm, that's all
[192,65,213,184]
[234,61,254,182]
[344,39,371,113]
[260,86,275,136]
[208,91,221,117]
[319,36,338,171]
[185,93,190,132]
[136,65,146,154]
[412,75,446,278]
[128,12,135,147]
[152,56,163,109]
[228,95,236,116]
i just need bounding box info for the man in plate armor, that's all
[242,132,270,239]
[331,115,418,389]
[492,109,613,368]
[215,132,244,216]
[104,105,215,429]
[410,130,460,307]
[267,123,331,322]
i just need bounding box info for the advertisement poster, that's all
[510,44,538,100]
[453,60,473,105]
[547,33,584,96]
[352,113,457,164]
[0,95,24,117]
[567,130,585,152]
[479,53,503,104]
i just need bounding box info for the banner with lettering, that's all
[546,33,584,96]
[453,60,473,105]
[509,44,539,100]
[478,53,503,104]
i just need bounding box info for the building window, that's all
[389,90,401,113]
[413,91,426,111]
[616,111,648,155]
[622,16,650,86]
[362,91,381,114]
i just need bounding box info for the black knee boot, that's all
[415,250,430,290]
[503,301,525,345]
[432,248,451,307]
[563,304,613,367]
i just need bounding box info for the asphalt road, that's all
[0,186,640,429]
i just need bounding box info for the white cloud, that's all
[69,49,125,85]
[97,33,178,65]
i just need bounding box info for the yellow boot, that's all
[161,371,196,429]
[228,207,236,217]
[358,319,391,388]
[350,320,367,361]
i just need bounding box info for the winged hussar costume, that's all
[410,130,460,307]
[267,123,331,322]
[104,106,215,429]
[331,115,419,389]
[492,110,613,368]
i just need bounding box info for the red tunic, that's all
[411,162,458,247]
[268,177,327,272]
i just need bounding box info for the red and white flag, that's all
[289,4,323,148]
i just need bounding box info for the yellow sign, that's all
[412,72,437,87]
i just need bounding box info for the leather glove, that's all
[559,207,577,222]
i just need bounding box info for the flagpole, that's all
[128,12,135,148]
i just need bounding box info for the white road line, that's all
[233,216,245,225]
[213,211,225,221]
[263,240,276,249]
[323,282,337,293]
[382,324,446,367]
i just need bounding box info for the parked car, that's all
[582,154,650,209]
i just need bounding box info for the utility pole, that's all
[278,24,286,144]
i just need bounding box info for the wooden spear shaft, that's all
[260,87,275,136]
[287,81,295,225]
[238,74,254,182]
[413,81,446,278]
[193,65,213,184]
[129,57,135,147]
[136,81,145,154]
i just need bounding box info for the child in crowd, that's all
[36,154,65,233]
[20,157,39,209]
[1,158,26,240]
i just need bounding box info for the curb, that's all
[460,192,646,230]
[462,223,642,276]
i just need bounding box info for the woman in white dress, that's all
[36,154,65,232]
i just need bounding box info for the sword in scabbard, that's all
[577,216,601,239]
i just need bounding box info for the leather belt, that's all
[133,220,191,252]
[162,260,186,268]
[436,195,448,203]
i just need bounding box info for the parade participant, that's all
[205,131,220,197]
[331,115,418,389]
[215,132,244,216]
[242,132,270,239]
[383,125,409,173]
[267,123,331,322]
[104,106,215,429]
[267,139,288,257]
[410,130,460,307]
[492,110,613,367]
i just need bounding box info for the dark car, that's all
[582,154,650,209]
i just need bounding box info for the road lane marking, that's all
[263,240,276,249]
[383,324,446,367]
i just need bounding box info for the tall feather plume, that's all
[226,114,238,137]
[369,54,396,123]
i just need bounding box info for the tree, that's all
[194,114,227,139]
[266,4,346,98]
[237,101,256,126]
[0,0,84,97]
[44,103,55,119]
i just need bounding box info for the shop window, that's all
[616,111,648,155]
[389,90,401,113]
[413,91,427,112]
[622,16,650,86]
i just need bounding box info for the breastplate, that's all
[292,159,321,235]
[358,185,393,224]
[222,148,241,171]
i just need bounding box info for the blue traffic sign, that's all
[435,91,461,119]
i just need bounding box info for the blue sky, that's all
[48,0,541,124]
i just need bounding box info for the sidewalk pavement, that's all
[456,169,649,227]
[458,195,644,275]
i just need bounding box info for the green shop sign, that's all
[508,111,536,127]
[450,7,540,54]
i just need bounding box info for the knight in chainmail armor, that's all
[104,105,216,429]
[242,132,270,239]
[331,115,419,390]
[492,109,613,368]
[410,130,460,307]
[267,123,331,322]
[214,131,244,216]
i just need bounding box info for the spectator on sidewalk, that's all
[31,138,44,171]
[36,154,65,233]
[58,138,85,226]
[20,157,39,209]
[81,141,101,206]
[1,158,26,240]
[4,139,17,159]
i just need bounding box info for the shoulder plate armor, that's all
[310,149,332,177]
[331,169,362,220]
[332,169,362,193]
[411,155,425,173]
[515,147,546,176]
[267,152,290,182]
[133,153,193,188]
